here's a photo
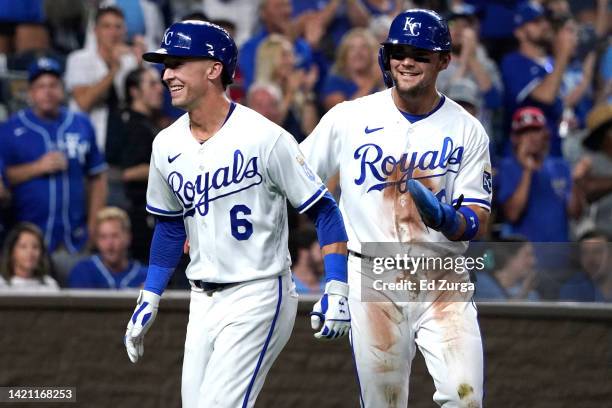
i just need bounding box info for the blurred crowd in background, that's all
[0,0,610,302]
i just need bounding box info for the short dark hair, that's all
[95,6,125,24]
[124,67,147,107]
[289,228,318,263]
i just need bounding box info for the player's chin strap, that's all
[407,179,479,241]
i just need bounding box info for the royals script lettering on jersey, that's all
[300,89,492,255]
[147,105,327,282]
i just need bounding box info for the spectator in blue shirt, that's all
[238,0,314,91]
[320,28,383,111]
[496,106,583,242]
[475,236,540,301]
[500,1,577,156]
[559,230,611,302]
[68,207,146,290]
[0,57,108,282]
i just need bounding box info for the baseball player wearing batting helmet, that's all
[301,9,490,407]
[123,20,350,408]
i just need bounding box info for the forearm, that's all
[87,173,108,226]
[305,192,349,282]
[468,58,493,92]
[345,0,370,27]
[568,186,585,219]
[319,0,341,26]
[122,164,150,182]
[6,162,46,185]
[595,0,608,36]
[144,216,187,295]
[530,60,570,104]
[321,241,347,256]
[72,71,116,112]
[503,170,533,222]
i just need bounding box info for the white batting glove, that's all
[310,280,350,340]
[124,290,160,363]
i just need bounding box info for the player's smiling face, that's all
[388,45,449,96]
[162,57,223,110]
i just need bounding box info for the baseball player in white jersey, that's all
[123,21,351,407]
[301,9,492,408]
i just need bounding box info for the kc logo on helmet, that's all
[403,17,421,36]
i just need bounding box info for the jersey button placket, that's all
[198,147,205,170]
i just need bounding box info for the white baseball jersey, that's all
[146,104,326,283]
[300,88,492,255]
[301,89,489,407]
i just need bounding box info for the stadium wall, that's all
[1,292,611,408]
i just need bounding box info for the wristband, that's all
[323,253,348,283]
[458,206,479,241]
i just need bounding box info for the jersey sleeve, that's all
[502,55,543,104]
[451,128,493,211]
[145,141,183,217]
[299,103,343,183]
[267,131,327,213]
[64,52,92,91]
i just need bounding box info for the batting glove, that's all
[310,280,350,340]
[407,179,461,237]
[124,290,160,363]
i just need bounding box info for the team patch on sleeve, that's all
[296,154,316,182]
[482,165,492,194]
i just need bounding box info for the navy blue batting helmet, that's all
[143,20,238,85]
[378,9,451,87]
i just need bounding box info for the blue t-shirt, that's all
[474,271,540,301]
[496,155,571,242]
[0,0,44,23]
[116,0,146,42]
[320,73,358,102]
[68,255,147,289]
[465,1,515,40]
[293,275,325,294]
[501,52,564,156]
[0,108,107,252]
[558,272,607,302]
[239,30,314,91]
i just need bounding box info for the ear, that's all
[438,52,451,70]
[207,61,224,82]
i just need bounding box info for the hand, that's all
[124,290,160,363]
[554,23,578,61]
[516,139,538,171]
[572,156,592,181]
[310,280,350,340]
[108,43,131,71]
[407,179,460,236]
[37,151,68,175]
[303,13,326,48]
[460,27,478,59]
